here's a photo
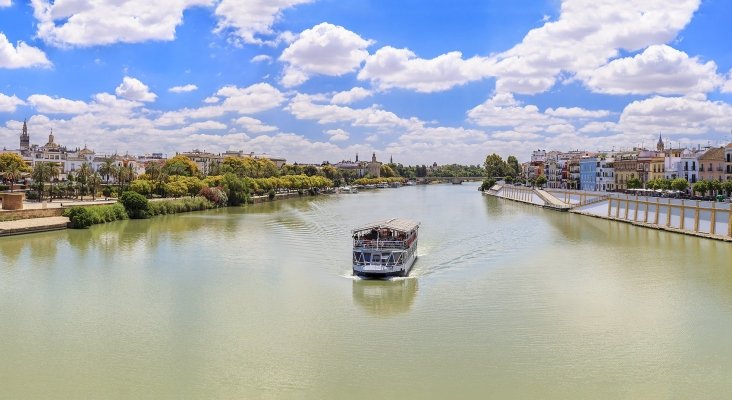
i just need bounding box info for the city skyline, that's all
[1,0,731,164]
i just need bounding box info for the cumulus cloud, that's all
[0,32,52,68]
[358,47,490,92]
[722,71,732,93]
[169,84,198,93]
[583,45,720,95]
[330,87,372,105]
[467,93,564,131]
[27,94,89,114]
[115,77,157,102]
[203,96,220,104]
[0,92,24,112]
[325,128,349,142]
[279,23,373,87]
[0,1,11,7]
[31,0,213,47]
[544,107,611,119]
[618,95,732,136]
[251,54,272,63]
[234,116,278,133]
[214,0,313,45]
[286,93,421,130]
[484,0,701,94]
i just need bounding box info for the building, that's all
[596,155,615,192]
[579,157,597,191]
[697,147,726,182]
[180,150,223,175]
[678,149,700,184]
[367,152,382,178]
[726,143,732,180]
[614,151,639,190]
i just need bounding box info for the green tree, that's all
[671,178,689,192]
[535,175,547,188]
[163,155,199,177]
[708,179,722,196]
[31,162,54,201]
[303,165,318,176]
[0,153,30,191]
[506,155,520,177]
[380,164,396,178]
[484,153,507,177]
[98,158,118,184]
[692,180,708,196]
[119,191,149,219]
[626,177,642,189]
[222,173,249,206]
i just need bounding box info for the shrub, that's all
[147,197,214,216]
[65,207,93,229]
[25,190,39,200]
[199,186,228,206]
[119,191,149,219]
[268,188,276,200]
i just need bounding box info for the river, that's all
[2,183,732,399]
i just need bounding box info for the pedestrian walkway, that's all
[0,216,69,236]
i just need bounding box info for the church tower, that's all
[656,133,664,152]
[20,119,29,152]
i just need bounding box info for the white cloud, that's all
[27,94,89,114]
[722,71,732,93]
[115,76,157,102]
[31,0,213,47]
[216,83,286,113]
[325,128,349,142]
[286,93,421,130]
[203,96,220,104]
[618,95,732,136]
[169,84,198,93]
[182,120,227,133]
[251,54,272,63]
[467,93,563,130]
[0,1,11,8]
[485,0,701,94]
[544,107,611,119]
[330,87,372,105]
[214,0,313,45]
[234,116,278,133]
[279,23,373,87]
[583,45,720,95]
[0,32,52,68]
[0,92,24,112]
[358,47,490,93]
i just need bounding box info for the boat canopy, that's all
[351,218,420,235]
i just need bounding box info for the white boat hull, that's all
[353,247,418,278]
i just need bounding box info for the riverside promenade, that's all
[486,183,732,242]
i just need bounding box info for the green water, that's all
[2,183,732,399]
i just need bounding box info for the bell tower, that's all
[656,133,664,152]
[20,119,29,152]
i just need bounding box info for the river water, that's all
[2,183,732,399]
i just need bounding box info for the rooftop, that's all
[352,218,420,234]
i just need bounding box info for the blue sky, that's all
[1,0,731,164]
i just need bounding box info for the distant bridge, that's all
[416,177,484,183]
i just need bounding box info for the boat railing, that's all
[354,239,407,249]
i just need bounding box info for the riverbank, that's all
[485,184,732,243]
[0,190,329,237]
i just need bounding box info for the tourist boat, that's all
[376,183,389,189]
[352,218,420,278]
[340,186,358,194]
[405,181,416,186]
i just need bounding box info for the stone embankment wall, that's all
[573,194,732,241]
[0,208,64,222]
[545,189,607,206]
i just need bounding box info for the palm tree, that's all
[98,158,116,184]
[5,164,22,192]
[77,162,92,199]
[31,162,53,201]
[88,172,101,200]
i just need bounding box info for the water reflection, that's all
[352,278,418,317]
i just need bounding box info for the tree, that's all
[0,153,30,191]
[535,175,547,188]
[119,191,149,219]
[88,172,101,200]
[708,179,722,196]
[671,178,689,192]
[321,165,340,181]
[506,155,520,177]
[693,180,708,196]
[98,158,118,184]
[31,162,54,201]
[722,180,732,197]
[380,164,396,178]
[163,155,199,177]
[76,162,92,198]
[222,173,249,206]
[626,177,642,189]
[303,165,318,176]
[484,153,507,177]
